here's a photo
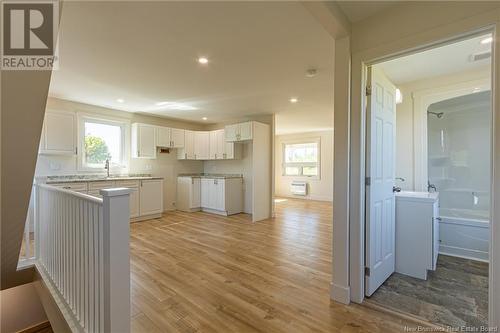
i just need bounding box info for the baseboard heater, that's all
[291,181,307,196]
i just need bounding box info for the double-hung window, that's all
[78,116,127,170]
[282,139,320,178]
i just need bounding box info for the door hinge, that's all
[365,267,370,276]
[365,177,371,186]
[365,85,372,96]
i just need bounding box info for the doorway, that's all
[363,33,492,328]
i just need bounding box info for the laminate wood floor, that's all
[130,198,414,332]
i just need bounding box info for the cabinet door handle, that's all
[185,153,187,159]
[137,150,140,157]
[75,147,78,155]
[215,153,217,159]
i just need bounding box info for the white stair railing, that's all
[35,184,131,333]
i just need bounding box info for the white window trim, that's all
[77,114,130,172]
[281,137,321,180]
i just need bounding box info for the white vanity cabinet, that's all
[395,191,440,280]
[39,111,77,155]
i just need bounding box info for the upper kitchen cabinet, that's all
[177,130,195,160]
[157,126,185,148]
[194,131,210,160]
[225,121,253,142]
[39,110,77,155]
[209,129,226,160]
[132,123,156,159]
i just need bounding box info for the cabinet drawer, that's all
[88,181,116,191]
[115,180,140,188]
[51,182,87,193]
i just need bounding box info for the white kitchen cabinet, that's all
[194,131,210,160]
[50,182,87,193]
[177,177,201,212]
[132,123,156,159]
[39,111,76,155]
[116,180,140,218]
[395,191,440,280]
[139,179,163,216]
[199,177,243,215]
[157,126,185,148]
[225,121,253,142]
[177,130,195,160]
[209,131,218,159]
[225,142,235,159]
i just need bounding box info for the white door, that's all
[156,126,171,147]
[171,128,185,148]
[365,67,397,296]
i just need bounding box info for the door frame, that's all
[348,24,499,327]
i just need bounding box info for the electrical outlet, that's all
[49,162,61,170]
[145,164,152,171]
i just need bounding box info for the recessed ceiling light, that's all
[202,117,208,120]
[481,37,493,44]
[116,98,124,103]
[198,57,209,64]
[290,97,298,103]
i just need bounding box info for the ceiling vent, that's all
[470,51,491,62]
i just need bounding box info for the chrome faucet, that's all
[104,159,110,177]
[428,181,437,192]
[395,177,405,182]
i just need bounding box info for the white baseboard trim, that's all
[276,194,333,202]
[439,245,489,262]
[330,282,350,304]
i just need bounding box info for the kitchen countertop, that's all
[178,173,243,179]
[40,174,164,184]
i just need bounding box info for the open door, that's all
[365,66,397,296]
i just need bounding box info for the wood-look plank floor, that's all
[130,198,413,332]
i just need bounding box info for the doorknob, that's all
[393,186,401,193]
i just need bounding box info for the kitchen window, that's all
[78,116,127,170]
[282,139,320,178]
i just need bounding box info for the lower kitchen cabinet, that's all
[49,178,163,222]
[139,179,164,216]
[176,177,201,212]
[182,177,242,216]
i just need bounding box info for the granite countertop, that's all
[178,173,243,179]
[41,174,164,184]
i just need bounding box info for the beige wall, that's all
[274,130,333,201]
[38,98,206,210]
[395,66,491,190]
[0,283,48,332]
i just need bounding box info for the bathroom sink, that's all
[396,191,439,202]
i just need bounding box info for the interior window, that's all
[282,141,320,178]
[80,118,126,169]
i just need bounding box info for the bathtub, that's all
[439,207,489,262]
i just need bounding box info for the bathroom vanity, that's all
[395,191,439,280]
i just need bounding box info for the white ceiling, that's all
[336,1,398,23]
[377,34,492,85]
[50,2,334,135]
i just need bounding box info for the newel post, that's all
[101,188,131,333]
